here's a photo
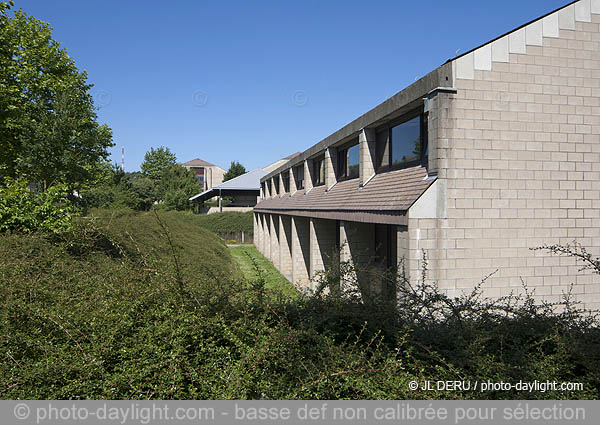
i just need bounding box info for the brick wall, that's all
[415,11,600,309]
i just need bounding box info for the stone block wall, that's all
[413,3,600,309]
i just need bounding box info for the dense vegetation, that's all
[80,153,201,213]
[1,210,599,399]
[0,1,113,189]
[0,178,75,233]
[193,211,253,234]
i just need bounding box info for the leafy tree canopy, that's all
[0,2,113,188]
[140,146,177,181]
[159,165,201,211]
[223,160,246,182]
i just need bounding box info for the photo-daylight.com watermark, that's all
[7,400,592,425]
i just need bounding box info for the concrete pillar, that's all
[264,214,271,260]
[397,225,409,282]
[253,213,261,253]
[359,128,376,187]
[289,167,297,194]
[309,218,337,282]
[425,91,452,177]
[339,221,355,292]
[279,173,285,195]
[261,214,267,255]
[304,159,313,192]
[255,213,261,254]
[325,147,337,191]
[339,221,351,263]
[291,216,310,290]
[339,221,377,301]
[270,214,280,270]
[279,215,293,281]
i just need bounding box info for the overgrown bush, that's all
[193,211,253,233]
[0,177,76,233]
[1,210,598,399]
[310,246,600,399]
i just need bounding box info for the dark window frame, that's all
[312,155,325,187]
[273,177,280,195]
[294,165,304,190]
[377,110,428,173]
[337,140,360,181]
[267,180,272,196]
[282,174,290,193]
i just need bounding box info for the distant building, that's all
[189,153,301,214]
[181,158,225,191]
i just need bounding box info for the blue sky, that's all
[18,0,568,172]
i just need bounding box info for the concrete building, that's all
[189,153,301,214]
[181,158,226,191]
[254,0,600,309]
[190,168,269,213]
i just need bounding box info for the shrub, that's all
[310,247,600,399]
[0,177,76,233]
[194,211,253,233]
[1,211,598,399]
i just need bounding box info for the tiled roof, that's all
[181,158,216,167]
[255,166,433,213]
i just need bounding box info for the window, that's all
[312,156,325,186]
[338,142,360,180]
[273,177,280,195]
[391,116,421,166]
[282,174,290,193]
[294,165,304,190]
[377,112,428,171]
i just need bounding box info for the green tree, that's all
[120,173,157,211]
[140,146,177,181]
[158,165,201,211]
[223,160,246,182]
[0,2,113,188]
